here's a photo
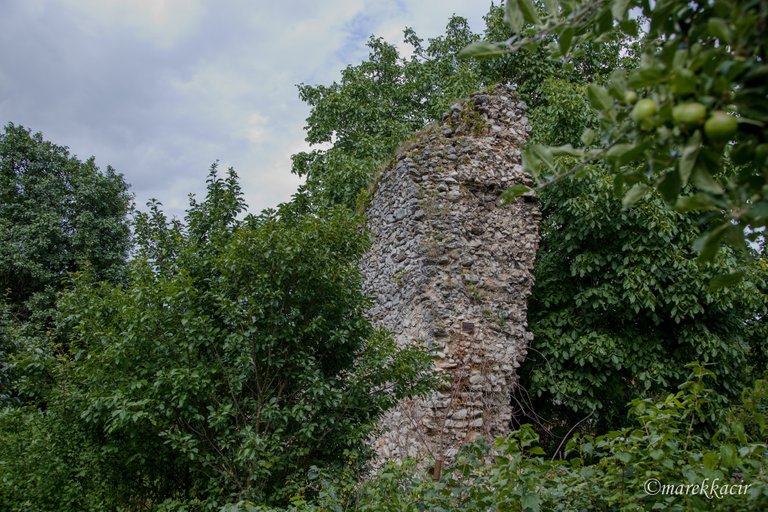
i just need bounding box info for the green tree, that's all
[0,123,131,320]
[292,16,484,210]
[0,166,432,510]
[524,167,765,433]
[0,123,131,405]
[465,0,768,256]
[514,77,767,435]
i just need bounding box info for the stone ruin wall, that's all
[361,84,541,468]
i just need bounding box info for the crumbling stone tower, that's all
[361,84,540,468]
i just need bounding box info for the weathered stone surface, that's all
[362,84,541,467]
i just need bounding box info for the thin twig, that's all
[552,411,594,461]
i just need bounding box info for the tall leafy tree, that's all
[0,123,131,320]
[514,68,766,436]
[0,123,131,405]
[292,16,484,210]
[0,167,432,510]
[524,167,764,433]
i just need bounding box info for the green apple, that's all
[672,102,707,126]
[704,111,738,141]
[631,98,657,123]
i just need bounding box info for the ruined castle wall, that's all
[361,85,540,466]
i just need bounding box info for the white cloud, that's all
[58,0,206,48]
[0,0,494,217]
[244,113,269,144]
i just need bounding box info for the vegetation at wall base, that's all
[198,365,768,512]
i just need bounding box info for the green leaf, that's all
[707,18,732,43]
[459,41,508,59]
[692,166,724,194]
[702,451,719,470]
[693,222,731,262]
[628,66,665,88]
[607,71,629,100]
[675,193,716,212]
[544,0,560,18]
[749,201,768,220]
[505,0,525,33]
[708,271,745,290]
[505,0,541,33]
[720,445,738,466]
[612,173,625,198]
[518,0,542,25]
[611,0,631,20]
[580,128,596,146]
[619,19,639,37]
[550,144,583,157]
[669,68,697,95]
[559,26,574,56]
[657,170,682,202]
[527,144,555,170]
[586,84,613,111]
[606,143,636,162]
[501,184,533,205]
[622,183,649,207]
[679,131,701,186]
[521,493,542,511]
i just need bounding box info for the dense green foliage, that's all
[469,0,768,256]
[291,17,482,210]
[516,67,768,435]
[0,123,131,319]
[525,168,767,432]
[0,123,131,405]
[216,366,768,511]
[0,167,432,510]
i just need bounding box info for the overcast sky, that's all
[1,0,492,217]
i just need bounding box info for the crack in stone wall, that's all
[361,84,541,466]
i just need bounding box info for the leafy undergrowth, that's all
[231,364,767,512]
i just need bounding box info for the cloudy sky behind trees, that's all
[1,0,491,216]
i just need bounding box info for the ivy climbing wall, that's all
[362,84,541,468]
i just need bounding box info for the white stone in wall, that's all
[362,84,541,468]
